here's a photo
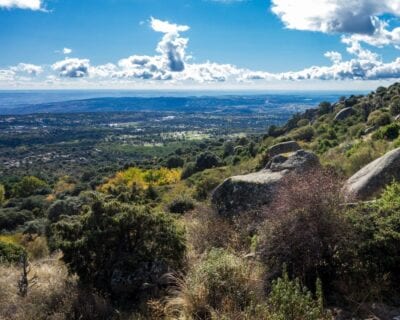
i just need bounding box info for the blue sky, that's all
[1,0,400,90]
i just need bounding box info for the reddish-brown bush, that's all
[258,169,350,293]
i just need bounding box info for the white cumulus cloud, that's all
[52,58,90,78]
[63,48,72,55]
[10,63,43,75]
[271,0,400,47]
[6,15,400,88]
[0,0,43,10]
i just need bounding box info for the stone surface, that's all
[211,150,319,216]
[364,125,377,135]
[267,141,301,158]
[334,107,355,121]
[343,147,400,201]
[267,149,319,172]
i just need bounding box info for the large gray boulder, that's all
[343,147,400,201]
[267,149,319,172]
[334,107,355,121]
[267,141,301,157]
[211,150,319,216]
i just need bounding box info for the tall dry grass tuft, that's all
[0,253,114,320]
[165,248,264,320]
[184,204,243,256]
[0,254,73,319]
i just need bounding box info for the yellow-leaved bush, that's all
[99,167,181,193]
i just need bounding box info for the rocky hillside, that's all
[262,83,400,175]
[212,82,400,215]
[206,83,400,318]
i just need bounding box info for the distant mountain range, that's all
[0,93,348,115]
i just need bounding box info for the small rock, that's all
[364,125,377,135]
[334,107,355,121]
[267,141,301,158]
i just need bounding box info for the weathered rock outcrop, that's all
[211,150,319,216]
[267,141,301,158]
[343,147,400,201]
[334,107,355,121]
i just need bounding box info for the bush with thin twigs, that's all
[258,169,350,294]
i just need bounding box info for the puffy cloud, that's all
[52,58,90,78]
[150,17,189,34]
[181,62,244,82]
[63,48,72,55]
[150,17,189,72]
[324,51,342,64]
[0,69,15,81]
[10,63,43,75]
[277,41,400,81]
[90,63,117,78]
[6,16,400,88]
[271,0,400,47]
[0,0,43,10]
[117,55,171,80]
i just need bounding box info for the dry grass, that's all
[184,204,241,256]
[0,254,74,319]
[0,253,114,320]
[165,249,264,320]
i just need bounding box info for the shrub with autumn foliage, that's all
[98,167,181,195]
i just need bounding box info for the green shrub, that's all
[50,195,185,302]
[20,195,47,217]
[367,110,391,127]
[297,119,310,127]
[181,162,196,179]
[346,182,400,292]
[223,141,235,157]
[348,123,365,138]
[0,208,34,231]
[318,101,332,115]
[268,125,285,137]
[194,175,221,200]
[315,138,337,154]
[0,241,25,264]
[373,123,400,140]
[345,140,387,175]
[12,176,49,198]
[168,195,195,214]
[389,96,400,116]
[47,197,82,223]
[0,184,5,206]
[195,152,222,171]
[165,156,184,169]
[290,126,315,142]
[267,269,328,320]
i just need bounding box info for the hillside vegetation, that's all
[1,84,400,319]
